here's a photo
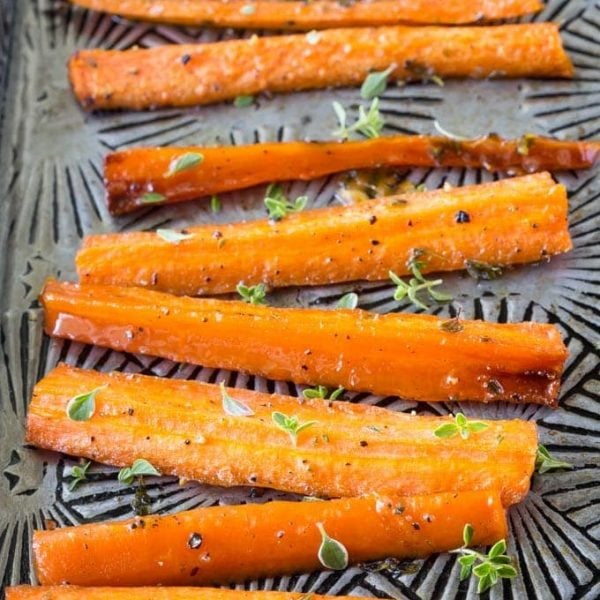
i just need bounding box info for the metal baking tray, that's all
[0,0,598,598]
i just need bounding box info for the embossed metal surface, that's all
[0,0,599,598]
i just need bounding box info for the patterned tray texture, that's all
[0,0,598,598]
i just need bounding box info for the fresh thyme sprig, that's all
[220,382,255,417]
[118,459,160,485]
[236,282,267,305]
[535,444,573,474]
[272,411,318,446]
[389,250,452,310]
[332,97,385,140]
[452,524,517,594]
[302,385,345,401]
[434,413,488,440]
[264,184,308,221]
[68,460,91,491]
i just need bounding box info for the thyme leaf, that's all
[434,413,489,440]
[303,385,345,400]
[465,260,503,281]
[210,195,222,213]
[68,460,91,491]
[361,65,395,100]
[264,184,308,221]
[221,382,255,417]
[236,282,267,305]
[535,444,573,474]
[118,459,160,485]
[156,229,193,244]
[66,386,106,421]
[166,152,204,176]
[335,292,359,309]
[272,411,317,446]
[317,523,349,570]
[234,95,254,108]
[332,98,385,140]
[140,192,166,205]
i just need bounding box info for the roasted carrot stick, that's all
[69,0,543,30]
[78,172,572,296]
[33,490,507,586]
[69,24,573,111]
[105,136,600,214]
[40,281,568,405]
[27,364,538,506]
[7,588,366,600]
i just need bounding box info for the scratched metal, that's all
[0,0,598,598]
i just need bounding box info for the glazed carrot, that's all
[69,0,543,30]
[27,364,538,505]
[105,136,600,214]
[32,490,507,586]
[40,281,568,405]
[69,24,573,110]
[78,173,573,296]
[7,588,366,600]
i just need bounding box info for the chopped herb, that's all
[156,229,193,244]
[535,444,573,474]
[434,413,488,440]
[68,460,91,491]
[220,382,254,417]
[465,260,503,281]
[316,522,349,570]
[166,152,204,176]
[486,379,504,395]
[451,524,517,593]
[140,192,166,205]
[336,292,359,309]
[440,318,464,333]
[234,95,254,108]
[236,282,267,305]
[66,386,106,421]
[303,385,345,400]
[361,65,395,100]
[517,133,536,156]
[272,411,317,446]
[332,97,385,140]
[264,183,308,221]
[240,4,255,15]
[210,195,221,213]
[389,250,452,310]
[404,60,444,87]
[118,459,161,485]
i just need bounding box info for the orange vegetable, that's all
[32,490,507,586]
[105,136,600,214]
[27,364,537,506]
[69,0,543,30]
[69,24,573,110]
[78,172,573,296]
[40,281,568,405]
[6,588,366,600]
